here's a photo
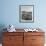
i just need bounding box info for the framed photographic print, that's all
[19,5,34,23]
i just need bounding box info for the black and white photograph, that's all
[19,5,34,23]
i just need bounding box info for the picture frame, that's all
[19,5,34,23]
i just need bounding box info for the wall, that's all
[0,0,46,29]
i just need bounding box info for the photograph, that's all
[19,5,34,23]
